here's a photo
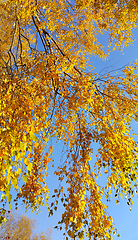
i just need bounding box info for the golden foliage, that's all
[0,211,52,240]
[0,0,138,239]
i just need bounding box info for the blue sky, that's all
[14,25,138,240]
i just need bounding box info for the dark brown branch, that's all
[32,15,48,55]
[42,29,82,76]
[95,85,115,100]
[20,34,34,51]
[18,24,23,66]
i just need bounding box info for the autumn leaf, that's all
[0,0,138,239]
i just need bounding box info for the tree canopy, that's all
[0,211,52,240]
[0,0,138,239]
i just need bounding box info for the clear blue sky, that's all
[16,26,138,240]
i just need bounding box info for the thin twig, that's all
[32,15,48,55]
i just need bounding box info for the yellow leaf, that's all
[24,158,30,166]
[120,192,123,199]
[16,168,21,176]
[27,163,33,172]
